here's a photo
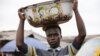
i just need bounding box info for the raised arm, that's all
[72,0,86,50]
[16,8,27,53]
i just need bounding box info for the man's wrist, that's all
[73,9,78,13]
[20,19,25,23]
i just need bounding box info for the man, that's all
[16,0,86,56]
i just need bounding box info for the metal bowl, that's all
[24,0,73,27]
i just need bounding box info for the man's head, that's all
[43,24,62,49]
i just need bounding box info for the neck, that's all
[50,45,60,49]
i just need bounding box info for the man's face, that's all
[45,28,62,48]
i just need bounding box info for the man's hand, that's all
[72,0,78,11]
[18,8,26,21]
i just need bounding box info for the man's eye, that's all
[47,33,59,38]
[53,34,59,36]
[47,34,52,37]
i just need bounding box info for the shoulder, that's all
[25,45,37,56]
[26,45,46,56]
[67,44,78,55]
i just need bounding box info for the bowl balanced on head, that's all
[24,0,73,27]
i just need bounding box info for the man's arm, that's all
[72,0,86,50]
[16,8,28,53]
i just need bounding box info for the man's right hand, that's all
[18,8,26,21]
[72,0,78,11]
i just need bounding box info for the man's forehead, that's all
[46,28,60,35]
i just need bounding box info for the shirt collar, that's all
[56,47,61,51]
[48,47,61,51]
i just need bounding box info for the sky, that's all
[0,0,100,37]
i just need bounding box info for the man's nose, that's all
[50,35,55,40]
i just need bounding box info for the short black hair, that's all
[43,24,61,34]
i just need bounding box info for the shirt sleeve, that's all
[68,44,78,56]
[25,45,37,56]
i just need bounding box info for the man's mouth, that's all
[50,41,56,44]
